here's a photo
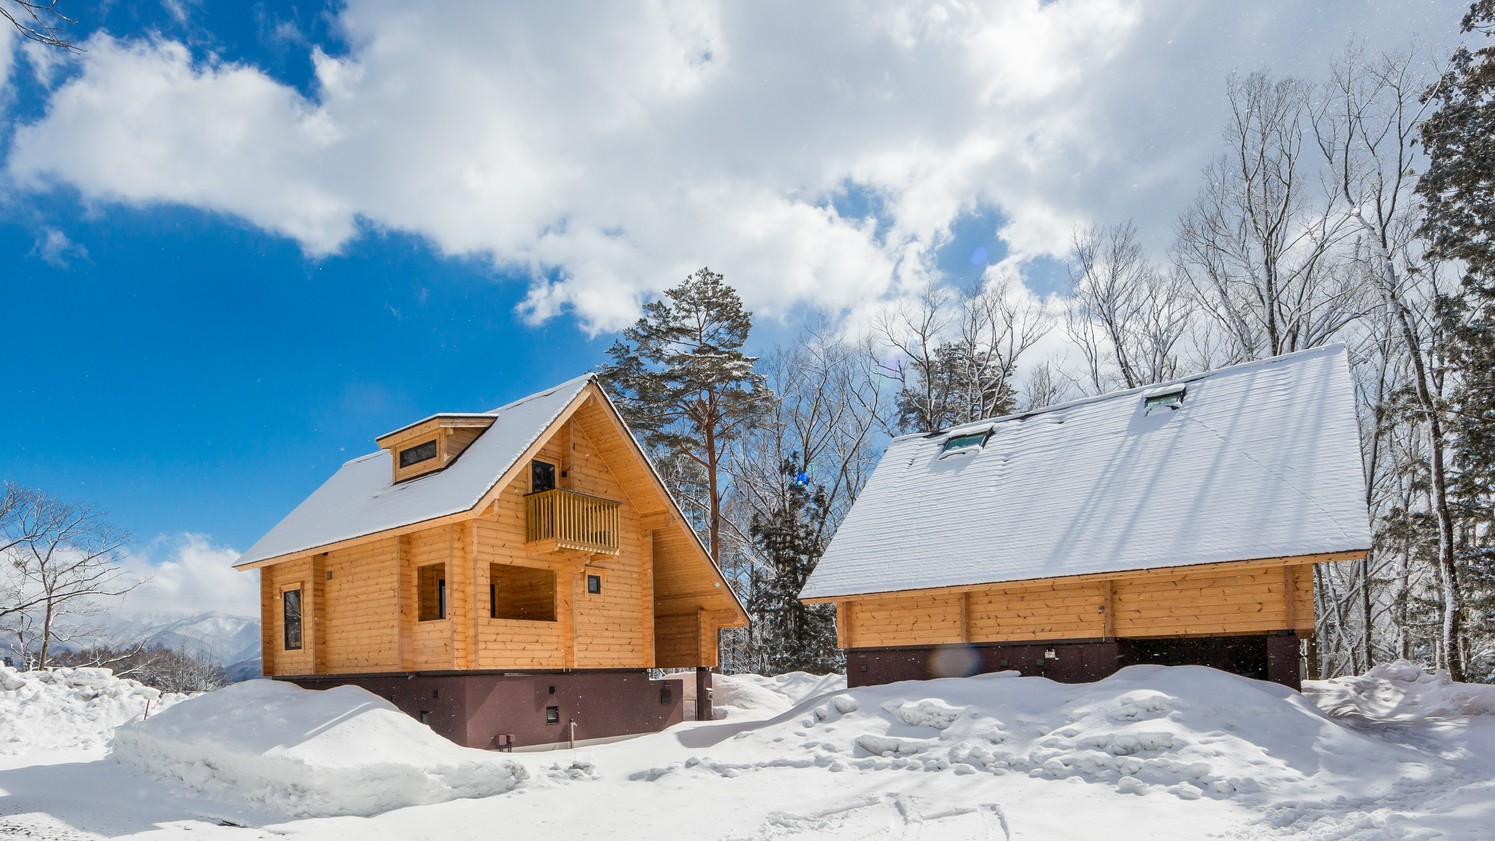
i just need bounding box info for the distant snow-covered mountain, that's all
[4,611,262,680]
[93,611,263,679]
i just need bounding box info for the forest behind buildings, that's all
[602,8,1495,684]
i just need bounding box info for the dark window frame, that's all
[531,460,556,493]
[941,430,991,454]
[283,588,303,651]
[586,573,602,595]
[399,438,439,469]
[417,563,447,622]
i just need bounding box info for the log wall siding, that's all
[839,559,1321,649]
[653,612,700,668]
[323,537,399,674]
[261,558,313,675]
[256,392,742,677]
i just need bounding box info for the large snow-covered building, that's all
[800,345,1370,689]
[235,375,746,748]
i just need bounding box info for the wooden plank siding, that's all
[260,557,314,675]
[323,537,399,674]
[836,556,1332,649]
[256,388,745,679]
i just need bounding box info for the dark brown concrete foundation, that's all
[284,669,690,749]
[845,633,1305,691]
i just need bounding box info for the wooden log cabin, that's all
[234,375,746,748]
[800,345,1371,690]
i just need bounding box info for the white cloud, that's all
[30,225,85,266]
[115,533,257,619]
[2,1,1464,331]
[0,23,13,110]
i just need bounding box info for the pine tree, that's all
[894,338,1018,434]
[600,267,769,561]
[1418,0,1495,680]
[746,459,840,675]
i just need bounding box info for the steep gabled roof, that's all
[235,375,595,567]
[800,344,1371,601]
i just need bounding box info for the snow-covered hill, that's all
[96,611,259,663]
[0,662,1491,838]
[4,611,262,678]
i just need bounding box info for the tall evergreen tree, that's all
[601,267,768,562]
[1419,0,1495,679]
[746,458,840,675]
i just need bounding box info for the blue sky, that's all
[0,0,1467,615]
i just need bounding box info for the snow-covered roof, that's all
[235,374,595,567]
[800,345,1371,600]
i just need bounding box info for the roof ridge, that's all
[895,343,1347,442]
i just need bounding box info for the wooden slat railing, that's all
[524,488,622,555]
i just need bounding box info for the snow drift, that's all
[713,671,846,720]
[1309,659,1495,719]
[0,664,185,754]
[111,679,527,817]
[692,665,1429,810]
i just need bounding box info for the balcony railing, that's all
[524,488,622,555]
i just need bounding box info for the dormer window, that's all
[376,413,496,483]
[941,429,991,457]
[1143,387,1186,414]
[399,439,438,468]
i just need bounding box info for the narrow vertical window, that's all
[489,582,497,619]
[418,564,447,621]
[283,588,303,650]
[586,574,602,595]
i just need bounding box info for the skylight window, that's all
[941,430,991,455]
[1143,387,1186,413]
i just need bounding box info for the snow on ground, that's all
[112,680,527,817]
[0,662,1492,839]
[0,664,186,754]
[713,671,846,720]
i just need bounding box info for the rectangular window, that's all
[545,705,560,724]
[418,563,446,621]
[531,460,556,493]
[941,429,991,455]
[586,573,602,595]
[1143,388,1186,413]
[283,588,303,650]
[399,439,438,468]
[489,563,557,621]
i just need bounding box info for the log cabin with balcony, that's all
[234,374,747,749]
[800,345,1371,690]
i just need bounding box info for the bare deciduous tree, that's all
[1315,45,1467,679]
[1176,72,1369,361]
[1,489,138,669]
[1,0,78,51]
[721,326,886,672]
[877,279,1050,434]
[1067,221,1191,392]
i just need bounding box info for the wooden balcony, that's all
[524,488,622,555]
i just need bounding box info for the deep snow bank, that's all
[0,664,185,754]
[713,671,846,720]
[112,679,526,817]
[686,665,1424,808]
[1307,659,1495,719]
